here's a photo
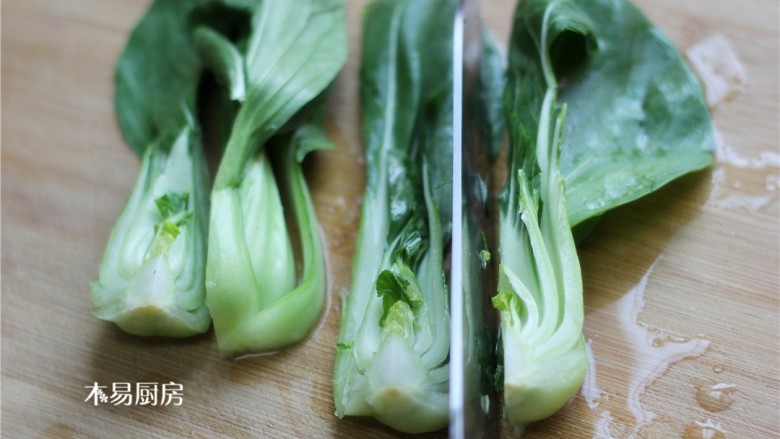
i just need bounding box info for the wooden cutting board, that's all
[3,0,778,437]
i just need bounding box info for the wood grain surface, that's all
[2,0,778,438]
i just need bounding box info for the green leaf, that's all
[551,0,715,225]
[376,265,424,327]
[115,0,207,155]
[155,192,190,219]
[491,290,514,313]
[193,26,247,102]
[476,28,506,162]
[212,0,348,190]
[292,122,336,162]
[376,270,407,324]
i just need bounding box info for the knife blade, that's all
[449,0,500,437]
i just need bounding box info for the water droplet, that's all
[707,141,779,213]
[683,419,728,439]
[584,257,710,437]
[765,174,779,192]
[581,339,605,409]
[594,411,629,439]
[715,141,780,170]
[696,383,737,412]
[623,260,709,431]
[713,365,724,373]
[685,34,745,109]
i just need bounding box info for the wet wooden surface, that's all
[2,0,778,437]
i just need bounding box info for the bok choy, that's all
[496,0,715,425]
[200,0,347,356]
[332,0,457,433]
[496,0,591,424]
[90,0,210,337]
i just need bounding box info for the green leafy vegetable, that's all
[475,28,507,163]
[553,0,716,226]
[91,0,211,337]
[114,0,207,155]
[332,0,456,433]
[202,0,347,356]
[496,0,715,425]
[497,0,590,424]
[193,26,247,102]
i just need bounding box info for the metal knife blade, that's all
[449,0,499,437]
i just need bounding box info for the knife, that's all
[449,0,500,437]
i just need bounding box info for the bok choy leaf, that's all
[553,0,716,226]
